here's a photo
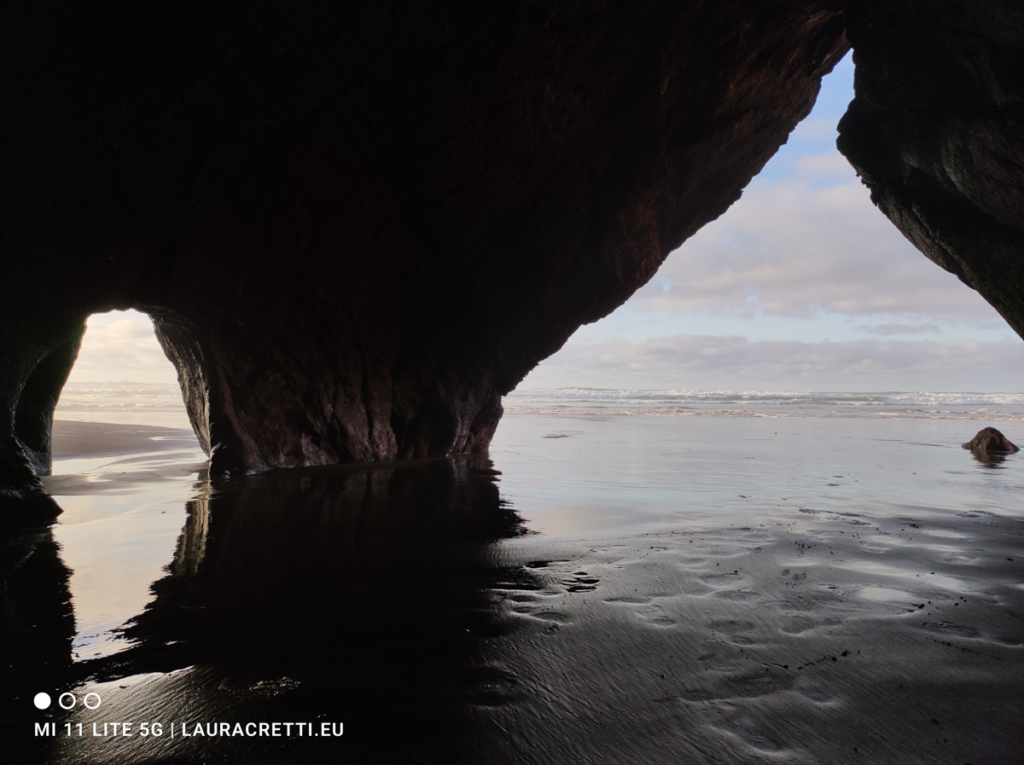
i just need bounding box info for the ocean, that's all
[57,382,1024,421]
[504,387,1024,420]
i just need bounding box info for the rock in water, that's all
[962,428,1019,454]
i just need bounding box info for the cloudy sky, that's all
[69,54,1022,392]
[519,53,1022,392]
[67,311,178,384]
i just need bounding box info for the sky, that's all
[67,310,178,384]
[518,53,1022,391]
[68,54,1023,392]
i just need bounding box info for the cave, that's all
[3,1,1022,521]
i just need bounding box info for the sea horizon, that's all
[55,381,1024,421]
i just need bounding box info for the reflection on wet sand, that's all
[0,528,75,764]
[49,457,530,763]
[5,415,1024,764]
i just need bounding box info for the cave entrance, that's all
[48,309,202,474]
[515,52,1015,394]
[39,311,208,665]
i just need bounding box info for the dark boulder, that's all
[962,427,1019,454]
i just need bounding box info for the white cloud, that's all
[790,117,840,142]
[858,322,940,336]
[66,310,179,384]
[522,334,1024,392]
[792,152,852,179]
[631,157,1006,326]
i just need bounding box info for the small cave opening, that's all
[46,309,203,476]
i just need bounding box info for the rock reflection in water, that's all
[1,528,75,764]
[54,457,531,764]
[967,449,1010,469]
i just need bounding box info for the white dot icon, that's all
[33,692,51,710]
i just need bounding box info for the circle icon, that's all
[33,693,51,710]
[83,693,101,710]
[58,693,76,710]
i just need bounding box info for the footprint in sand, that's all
[561,570,600,592]
[672,667,797,702]
[709,618,760,645]
[779,615,818,635]
[603,597,677,627]
[711,588,761,602]
[922,621,981,639]
[507,594,574,632]
[633,604,677,627]
[673,556,708,569]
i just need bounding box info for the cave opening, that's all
[3,8,1020,502]
[31,52,1016,480]
[515,51,1016,394]
[46,310,203,474]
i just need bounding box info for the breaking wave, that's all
[503,388,1024,420]
[56,382,1024,420]
[56,382,186,412]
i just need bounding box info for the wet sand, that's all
[5,418,1023,763]
[44,420,206,496]
[485,513,1023,763]
[50,420,197,461]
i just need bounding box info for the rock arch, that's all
[2,1,1022,520]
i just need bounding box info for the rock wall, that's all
[838,0,1024,336]
[3,1,1021,519]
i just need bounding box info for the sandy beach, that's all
[44,420,204,492]
[1,414,1016,763]
[50,420,198,461]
